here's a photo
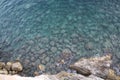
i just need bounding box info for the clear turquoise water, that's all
[0,0,120,76]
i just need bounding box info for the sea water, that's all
[0,0,120,76]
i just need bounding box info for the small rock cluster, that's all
[0,61,23,75]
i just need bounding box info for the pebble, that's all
[34,71,39,76]
[0,69,8,75]
[38,64,45,71]
[35,59,40,65]
[45,57,50,62]
[85,42,94,50]
[51,47,57,53]
[0,62,5,69]
[11,61,23,72]
[6,62,13,70]
[39,49,46,54]
[50,41,55,46]
[41,60,46,65]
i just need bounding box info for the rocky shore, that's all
[0,54,120,80]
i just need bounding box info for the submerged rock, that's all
[84,42,94,50]
[38,64,45,71]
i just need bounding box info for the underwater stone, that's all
[39,49,46,54]
[35,59,41,65]
[38,64,45,71]
[84,42,94,50]
[45,57,50,62]
[50,41,55,46]
[51,47,57,53]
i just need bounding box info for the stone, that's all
[34,71,39,76]
[69,54,118,80]
[84,42,94,50]
[50,41,55,46]
[38,64,45,71]
[45,57,50,62]
[69,65,91,76]
[62,49,71,54]
[61,49,72,59]
[0,62,5,69]
[51,47,57,53]
[6,62,13,70]
[11,61,23,72]
[41,60,46,65]
[0,69,8,75]
[35,59,40,65]
[9,71,18,75]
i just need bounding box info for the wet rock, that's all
[61,49,72,60]
[0,69,8,75]
[51,47,57,53]
[11,61,23,72]
[6,62,13,70]
[35,59,40,65]
[41,37,49,44]
[56,71,103,80]
[9,71,17,75]
[0,62,5,69]
[69,65,91,76]
[34,71,39,76]
[45,57,50,62]
[50,41,55,46]
[41,60,46,65]
[85,42,94,50]
[39,49,46,54]
[38,64,45,71]
[69,54,120,80]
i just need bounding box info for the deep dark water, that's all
[0,0,120,76]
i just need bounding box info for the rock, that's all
[6,62,13,70]
[0,62,5,69]
[69,54,120,80]
[62,49,72,54]
[34,71,39,76]
[0,71,104,80]
[51,47,57,53]
[38,64,45,71]
[9,71,17,75]
[56,71,103,80]
[0,69,8,75]
[11,61,23,72]
[50,41,55,46]
[84,42,94,50]
[61,48,72,57]
[56,71,70,78]
[106,69,120,80]
[45,57,50,62]
[69,65,91,76]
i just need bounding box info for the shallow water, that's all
[0,0,120,76]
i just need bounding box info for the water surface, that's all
[0,0,120,76]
